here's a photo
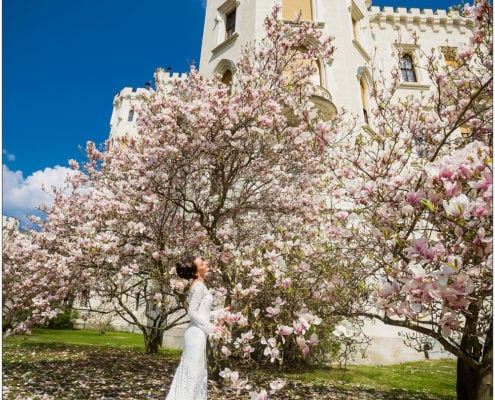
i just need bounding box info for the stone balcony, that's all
[311,85,337,121]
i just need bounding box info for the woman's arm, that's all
[188,283,214,335]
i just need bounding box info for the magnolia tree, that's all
[133,6,363,376]
[321,2,492,399]
[3,2,491,399]
[3,146,199,353]
[3,7,360,377]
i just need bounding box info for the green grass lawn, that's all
[285,360,457,399]
[3,328,180,356]
[3,328,460,399]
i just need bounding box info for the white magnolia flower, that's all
[333,320,354,338]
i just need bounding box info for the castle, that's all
[110,0,471,140]
[100,0,471,364]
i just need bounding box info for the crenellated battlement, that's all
[368,5,473,33]
[113,68,188,106]
[155,67,189,82]
[114,87,149,99]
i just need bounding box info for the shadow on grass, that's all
[3,344,177,399]
[3,343,456,400]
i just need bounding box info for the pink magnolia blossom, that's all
[443,194,471,218]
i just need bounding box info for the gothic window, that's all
[221,69,233,86]
[292,46,322,86]
[282,0,313,21]
[399,54,417,82]
[128,110,134,122]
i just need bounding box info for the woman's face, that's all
[194,257,210,279]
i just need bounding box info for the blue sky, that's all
[2,0,463,224]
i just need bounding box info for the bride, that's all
[166,256,225,400]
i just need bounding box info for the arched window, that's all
[128,110,135,122]
[282,0,313,21]
[292,46,322,86]
[399,54,417,82]
[214,59,236,94]
[221,70,233,86]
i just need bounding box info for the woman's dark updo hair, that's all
[176,255,199,280]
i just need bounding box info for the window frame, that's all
[360,79,369,124]
[127,110,135,122]
[399,53,417,83]
[225,8,236,39]
[217,0,239,42]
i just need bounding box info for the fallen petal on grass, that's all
[3,338,456,399]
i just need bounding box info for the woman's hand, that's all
[213,325,226,334]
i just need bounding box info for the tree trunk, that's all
[144,329,162,354]
[456,358,492,400]
[207,338,221,381]
[457,307,492,400]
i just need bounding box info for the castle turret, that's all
[109,69,188,141]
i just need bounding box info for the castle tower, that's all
[198,0,472,365]
[199,0,374,118]
[199,0,472,123]
[109,68,188,141]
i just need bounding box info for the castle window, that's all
[225,9,236,39]
[221,69,233,94]
[128,110,135,122]
[79,296,90,308]
[217,0,239,43]
[282,0,313,21]
[349,1,364,42]
[360,80,369,124]
[79,289,90,308]
[221,69,233,86]
[290,46,322,86]
[414,129,429,157]
[352,16,359,40]
[399,54,417,82]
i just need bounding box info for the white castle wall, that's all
[368,6,472,99]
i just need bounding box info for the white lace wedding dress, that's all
[166,281,214,400]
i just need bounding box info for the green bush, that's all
[45,308,79,330]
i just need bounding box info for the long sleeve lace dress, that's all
[165,281,214,400]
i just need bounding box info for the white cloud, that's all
[2,164,75,226]
[3,149,16,161]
